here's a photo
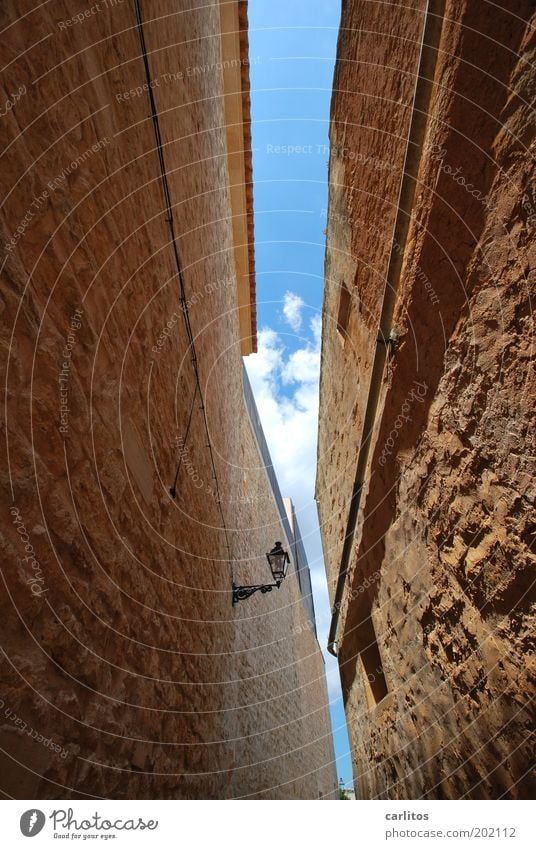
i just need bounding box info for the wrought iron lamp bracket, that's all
[232,582,280,606]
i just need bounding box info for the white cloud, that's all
[245,327,283,387]
[282,345,320,386]
[246,323,319,502]
[282,291,305,331]
[245,318,342,701]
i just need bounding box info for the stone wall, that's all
[316,0,535,798]
[0,0,336,799]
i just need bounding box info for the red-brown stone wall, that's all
[0,0,336,799]
[317,0,534,799]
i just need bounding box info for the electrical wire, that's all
[169,382,198,499]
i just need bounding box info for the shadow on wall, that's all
[339,0,529,697]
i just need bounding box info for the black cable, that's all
[169,382,198,499]
[133,0,232,562]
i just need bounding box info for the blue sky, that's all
[244,0,354,790]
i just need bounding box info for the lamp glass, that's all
[267,541,289,583]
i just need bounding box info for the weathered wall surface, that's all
[0,0,336,799]
[316,0,428,601]
[317,0,535,798]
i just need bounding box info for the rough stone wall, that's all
[316,0,428,602]
[0,0,336,799]
[317,0,535,798]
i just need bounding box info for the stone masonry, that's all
[316,0,535,799]
[0,0,336,799]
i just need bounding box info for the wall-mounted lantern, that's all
[232,541,290,605]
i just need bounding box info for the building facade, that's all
[316,0,535,799]
[0,0,336,798]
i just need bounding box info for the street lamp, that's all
[266,540,290,583]
[232,541,290,605]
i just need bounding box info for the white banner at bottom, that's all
[2,799,533,849]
